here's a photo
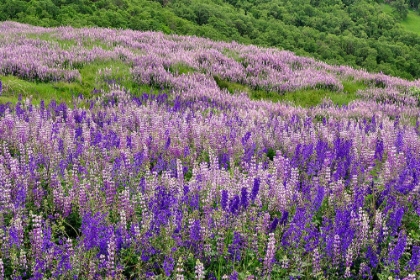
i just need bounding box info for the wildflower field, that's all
[0,22,419,279]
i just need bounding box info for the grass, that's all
[381,3,394,15]
[214,76,367,107]
[168,63,196,75]
[26,32,116,50]
[0,75,81,105]
[26,33,77,50]
[382,4,420,35]
[1,62,368,107]
[0,59,161,105]
[400,10,420,35]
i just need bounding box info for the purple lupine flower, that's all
[313,186,324,212]
[279,211,289,226]
[374,139,384,160]
[165,136,171,150]
[263,233,276,275]
[395,130,404,152]
[269,218,279,233]
[219,153,229,170]
[183,146,190,157]
[31,215,43,260]
[388,206,404,236]
[241,132,251,146]
[229,195,240,215]
[312,248,321,275]
[359,262,372,279]
[0,80,2,94]
[240,187,248,209]
[229,270,239,280]
[366,246,378,268]
[81,212,107,250]
[190,220,201,242]
[243,143,256,163]
[221,190,228,210]
[163,256,175,277]
[406,246,420,272]
[228,232,243,262]
[389,232,407,265]
[251,177,260,201]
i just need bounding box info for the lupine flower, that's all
[251,177,260,202]
[388,207,405,236]
[229,195,240,215]
[312,248,321,275]
[366,246,378,269]
[269,217,279,233]
[0,22,419,279]
[389,232,407,266]
[190,220,202,243]
[195,259,205,280]
[406,245,420,272]
[228,232,243,262]
[263,233,276,275]
[229,271,239,280]
[0,258,3,280]
[175,257,184,280]
[163,256,175,277]
[240,187,248,209]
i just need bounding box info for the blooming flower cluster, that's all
[0,22,419,279]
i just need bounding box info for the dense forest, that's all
[1,0,420,79]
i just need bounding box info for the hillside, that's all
[0,22,420,279]
[1,21,420,108]
[1,0,420,79]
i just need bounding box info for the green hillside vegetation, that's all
[401,9,420,35]
[382,3,420,35]
[0,27,371,108]
[0,60,160,106]
[1,0,420,80]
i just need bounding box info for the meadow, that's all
[0,22,419,279]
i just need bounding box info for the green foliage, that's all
[391,0,409,20]
[400,8,420,35]
[168,63,196,75]
[213,76,366,107]
[0,58,162,104]
[0,75,81,105]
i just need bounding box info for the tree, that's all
[392,0,409,20]
[407,0,419,9]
